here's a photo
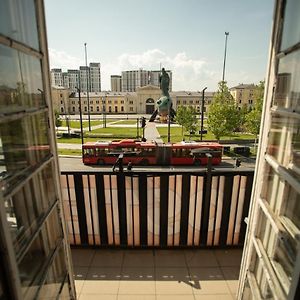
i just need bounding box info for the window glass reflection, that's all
[0,267,6,299]
[37,247,67,299]
[280,181,300,229]
[0,44,45,113]
[251,250,273,299]
[0,0,39,49]
[18,208,63,298]
[19,231,47,298]
[4,165,58,254]
[273,50,300,112]
[267,113,300,168]
[58,281,71,300]
[256,208,296,293]
[260,165,284,209]
[0,112,51,195]
[280,0,300,50]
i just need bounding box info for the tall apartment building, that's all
[89,62,101,92]
[111,75,122,92]
[121,69,172,92]
[66,69,80,91]
[50,63,101,92]
[0,0,75,299]
[79,66,89,92]
[50,68,63,86]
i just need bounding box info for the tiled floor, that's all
[72,248,242,300]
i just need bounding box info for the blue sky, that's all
[45,0,274,91]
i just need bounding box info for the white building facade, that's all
[121,69,172,92]
[50,63,101,92]
[111,75,122,92]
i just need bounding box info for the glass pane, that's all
[260,165,285,209]
[37,247,67,300]
[242,277,255,300]
[18,208,63,298]
[251,251,274,299]
[0,0,39,49]
[0,44,45,113]
[267,113,300,168]
[57,281,71,300]
[0,112,51,195]
[280,183,300,229]
[19,232,47,298]
[273,50,300,112]
[256,208,297,294]
[5,181,61,255]
[280,0,300,50]
[0,267,6,299]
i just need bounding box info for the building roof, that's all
[230,83,256,90]
[137,85,160,91]
[171,91,214,97]
[52,85,68,90]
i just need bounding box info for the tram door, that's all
[156,144,172,165]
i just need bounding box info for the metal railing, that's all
[61,169,253,248]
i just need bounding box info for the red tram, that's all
[82,139,222,166]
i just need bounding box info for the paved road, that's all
[59,156,255,172]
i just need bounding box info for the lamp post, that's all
[200,87,207,141]
[84,43,91,131]
[167,103,171,143]
[75,87,84,146]
[222,32,229,83]
[102,93,107,128]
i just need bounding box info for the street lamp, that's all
[102,92,107,128]
[167,102,171,143]
[222,32,229,83]
[84,43,91,131]
[200,87,207,141]
[75,87,84,146]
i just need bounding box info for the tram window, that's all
[172,149,178,157]
[96,148,106,156]
[84,148,94,156]
[184,149,191,157]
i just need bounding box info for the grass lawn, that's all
[57,126,138,144]
[61,120,102,128]
[91,127,138,136]
[57,137,122,144]
[58,149,82,156]
[157,127,256,143]
[112,120,138,125]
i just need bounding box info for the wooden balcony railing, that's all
[61,169,253,248]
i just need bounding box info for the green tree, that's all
[185,106,198,140]
[54,110,62,129]
[175,105,198,140]
[207,81,240,140]
[245,81,264,138]
[175,105,187,140]
[238,104,250,131]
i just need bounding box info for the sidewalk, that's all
[144,122,164,143]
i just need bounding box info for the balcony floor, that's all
[72,248,242,300]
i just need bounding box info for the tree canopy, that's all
[54,110,62,128]
[207,81,240,140]
[245,81,264,136]
[175,105,198,140]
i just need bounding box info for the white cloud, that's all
[48,48,84,70]
[103,49,219,91]
[48,48,220,90]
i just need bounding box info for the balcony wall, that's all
[61,169,253,248]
